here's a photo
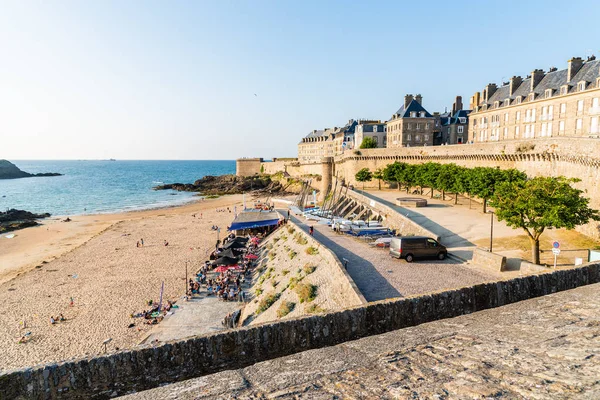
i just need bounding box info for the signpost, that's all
[552,241,560,268]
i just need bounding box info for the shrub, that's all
[266,243,273,250]
[294,232,308,245]
[295,283,317,303]
[306,304,325,314]
[287,226,295,234]
[256,292,280,314]
[276,301,296,318]
[288,276,304,290]
[271,278,277,287]
[288,250,298,260]
[282,269,290,276]
[269,252,276,260]
[255,287,264,296]
[281,235,288,241]
[303,264,316,274]
[305,246,319,255]
[273,237,280,243]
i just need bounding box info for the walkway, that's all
[284,211,501,302]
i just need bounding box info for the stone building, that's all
[469,56,600,143]
[353,120,387,148]
[440,96,471,144]
[298,120,357,163]
[386,94,435,148]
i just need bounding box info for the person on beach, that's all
[50,316,56,325]
[141,238,144,246]
[163,240,169,246]
[136,241,140,248]
[309,226,314,236]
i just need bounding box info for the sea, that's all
[0,160,236,216]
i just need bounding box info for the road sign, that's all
[553,241,560,249]
[552,248,561,255]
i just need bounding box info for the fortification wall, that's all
[236,158,263,176]
[4,263,600,399]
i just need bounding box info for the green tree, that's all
[435,164,461,201]
[415,162,441,197]
[468,167,506,213]
[359,137,378,149]
[399,164,418,194]
[382,162,401,190]
[373,168,384,190]
[491,176,600,265]
[355,168,373,191]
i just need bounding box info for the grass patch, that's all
[273,237,280,243]
[276,301,296,318]
[281,235,288,241]
[294,232,308,245]
[295,283,317,303]
[256,292,280,315]
[268,252,276,260]
[204,194,220,199]
[266,243,273,250]
[306,304,325,314]
[282,269,290,276]
[288,276,304,290]
[305,246,319,256]
[303,264,316,274]
[271,278,277,287]
[288,250,298,260]
[255,287,263,296]
[287,226,295,234]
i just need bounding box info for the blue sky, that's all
[2,0,600,160]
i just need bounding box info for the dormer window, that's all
[504,99,510,106]
[545,89,553,99]
[419,112,426,117]
[515,96,522,104]
[482,104,488,111]
[560,85,569,95]
[459,117,466,124]
[528,93,536,102]
[410,111,417,118]
[578,81,587,91]
[494,101,500,108]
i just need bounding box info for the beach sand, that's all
[0,195,243,371]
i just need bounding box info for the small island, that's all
[0,159,62,179]
[0,209,51,233]
[154,174,286,196]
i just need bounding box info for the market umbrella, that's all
[245,254,258,260]
[224,241,246,250]
[214,266,229,273]
[230,237,249,243]
[219,248,242,259]
[212,256,239,266]
[227,264,242,270]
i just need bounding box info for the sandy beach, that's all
[0,195,243,371]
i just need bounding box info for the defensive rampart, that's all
[3,263,600,399]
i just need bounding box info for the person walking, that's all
[309,226,314,236]
[140,238,144,246]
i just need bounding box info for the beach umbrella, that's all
[212,256,239,266]
[231,237,249,243]
[224,241,246,250]
[218,248,242,259]
[227,265,242,270]
[214,266,229,273]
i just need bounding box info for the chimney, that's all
[509,76,522,96]
[484,83,497,102]
[404,94,414,108]
[415,94,423,105]
[568,57,584,82]
[530,69,545,91]
[470,92,481,110]
[452,95,463,114]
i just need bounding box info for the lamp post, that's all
[488,210,494,252]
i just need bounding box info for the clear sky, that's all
[2,1,600,160]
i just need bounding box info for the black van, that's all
[389,236,447,262]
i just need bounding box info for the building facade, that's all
[440,96,471,144]
[354,120,387,148]
[386,94,435,148]
[298,120,358,163]
[469,56,600,143]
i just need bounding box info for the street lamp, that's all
[488,210,494,252]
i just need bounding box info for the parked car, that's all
[389,236,447,262]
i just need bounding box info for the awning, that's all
[229,210,280,231]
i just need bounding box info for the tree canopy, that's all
[359,137,378,149]
[355,168,373,190]
[491,176,600,264]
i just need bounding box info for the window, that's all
[578,81,586,91]
[577,119,583,130]
[515,126,520,138]
[525,125,531,138]
[503,127,508,139]
[425,123,430,129]
[504,99,510,107]
[560,85,568,95]
[541,123,547,136]
[373,125,378,132]
[592,117,599,134]
[419,112,426,117]
[545,89,553,98]
[560,103,566,114]
[532,108,536,121]
[559,121,565,131]
[473,118,477,126]
[424,134,429,141]
[516,111,521,121]
[416,123,421,130]
[415,135,421,142]
[528,93,535,101]
[504,113,509,122]
[548,122,553,136]
[516,96,522,104]
[592,98,599,112]
[548,105,553,117]
[578,100,584,112]
[407,134,412,140]
[457,126,464,134]
[494,101,500,108]
[410,111,417,118]
[459,117,466,123]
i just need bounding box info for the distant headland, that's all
[0,160,62,179]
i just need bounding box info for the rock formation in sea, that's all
[0,159,62,179]
[0,209,51,233]
[154,174,289,196]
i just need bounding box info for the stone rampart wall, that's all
[236,158,263,176]
[5,261,599,399]
[473,248,507,272]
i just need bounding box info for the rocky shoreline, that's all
[154,174,289,196]
[0,160,62,179]
[0,209,51,234]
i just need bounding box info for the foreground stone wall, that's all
[3,263,600,399]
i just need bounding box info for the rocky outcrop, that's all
[0,209,51,233]
[0,160,62,179]
[154,174,289,196]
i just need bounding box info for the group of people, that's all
[135,238,169,247]
[215,207,232,213]
[132,299,176,325]
[49,314,66,325]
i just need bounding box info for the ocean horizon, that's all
[0,160,236,216]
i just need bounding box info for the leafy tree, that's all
[355,168,373,191]
[468,167,506,213]
[373,168,384,190]
[491,177,600,265]
[415,162,441,197]
[382,162,401,190]
[359,137,378,149]
[399,164,418,194]
[435,163,461,201]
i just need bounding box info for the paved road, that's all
[286,211,501,302]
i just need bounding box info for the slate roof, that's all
[481,59,600,106]
[392,100,433,119]
[442,110,471,126]
[304,129,325,139]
